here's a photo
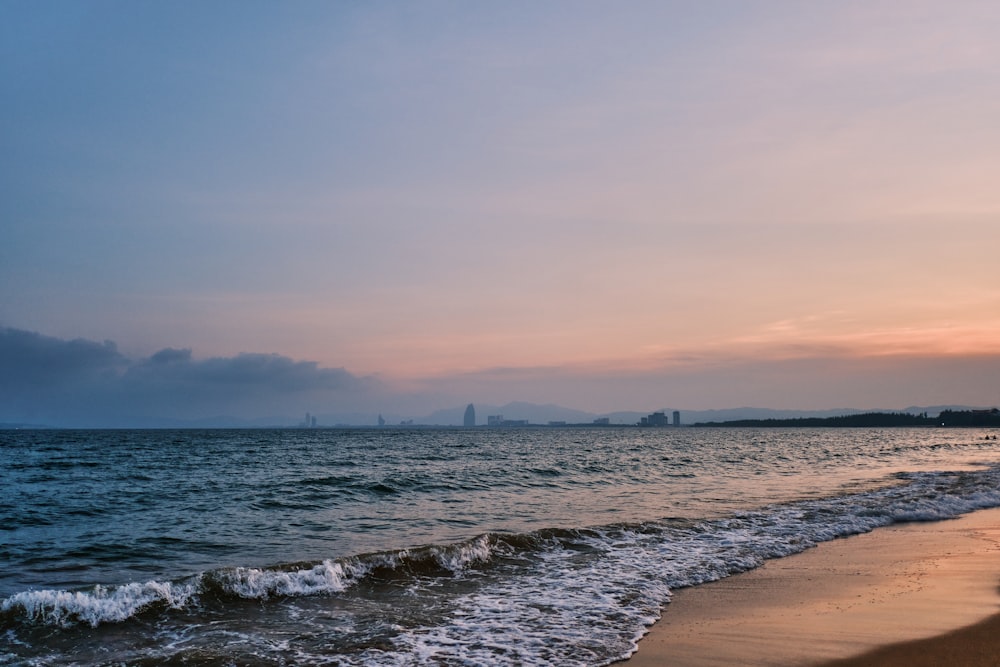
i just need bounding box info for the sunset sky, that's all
[2,1,999,424]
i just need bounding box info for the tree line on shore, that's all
[694,409,1000,428]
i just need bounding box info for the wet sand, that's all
[624,507,1000,666]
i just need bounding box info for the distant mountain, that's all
[419,402,598,426]
[415,404,992,427]
[902,405,993,416]
[678,407,866,423]
[415,404,876,427]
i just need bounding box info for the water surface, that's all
[3,427,1000,665]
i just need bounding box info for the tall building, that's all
[640,411,669,427]
[672,411,680,427]
[464,403,476,427]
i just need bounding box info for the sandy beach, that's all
[625,506,1000,666]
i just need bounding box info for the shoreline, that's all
[623,506,1000,666]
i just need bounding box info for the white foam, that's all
[1,580,196,628]
[356,466,1000,666]
[217,559,366,599]
[430,534,494,572]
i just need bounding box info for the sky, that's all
[2,1,1000,425]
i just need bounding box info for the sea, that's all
[4,426,1000,666]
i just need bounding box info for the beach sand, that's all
[624,506,1000,666]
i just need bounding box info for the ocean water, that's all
[3,426,1000,666]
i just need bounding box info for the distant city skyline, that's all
[2,3,999,424]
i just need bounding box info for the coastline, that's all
[624,506,1000,666]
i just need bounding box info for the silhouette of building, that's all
[640,411,669,427]
[464,403,476,427]
[672,411,680,427]
[377,413,385,427]
[593,417,610,425]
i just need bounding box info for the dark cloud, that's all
[120,350,364,408]
[0,327,373,426]
[0,326,126,388]
[131,352,359,391]
[149,347,192,364]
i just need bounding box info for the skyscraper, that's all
[464,403,476,427]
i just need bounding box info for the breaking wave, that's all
[1,534,498,628]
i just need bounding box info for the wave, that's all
[5,466,1000,639]
[0,534,498,628]
[1,580,198,628]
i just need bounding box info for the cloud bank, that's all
[0,327,377,427]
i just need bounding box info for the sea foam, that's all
[2,580,196,627]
